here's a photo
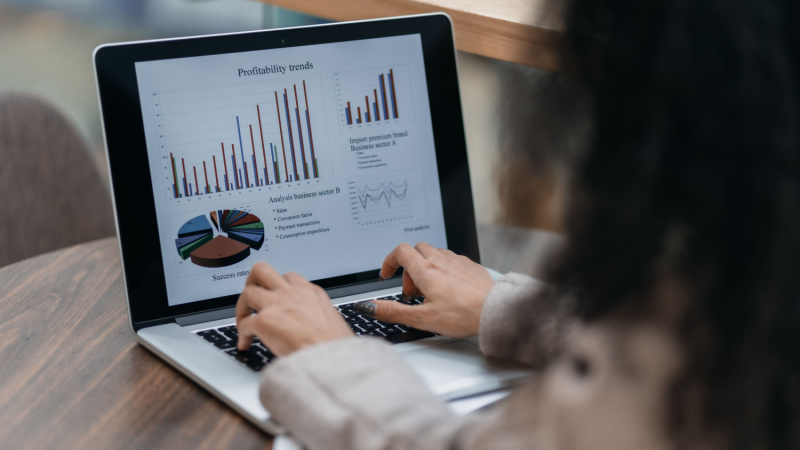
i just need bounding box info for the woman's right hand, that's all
[352,242,495,338]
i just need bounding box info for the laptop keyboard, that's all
[195,294,433,371]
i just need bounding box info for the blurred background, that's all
[0,0,577,264]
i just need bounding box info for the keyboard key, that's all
[252,343,275,358]
[358,321,378,331]
[364,330,384,337]
[247,362,265,371]
[219,325,236,333]
[197,330,217,336]
[221,329,238,340]
[382,326,402,335]
[214,339,237,349]
[383,328,434,344]
[226,348,260,364]
[346,316,366,325]
[200,331,226,343]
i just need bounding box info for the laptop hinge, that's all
[175,306,236,327]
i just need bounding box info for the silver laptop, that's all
[94,13,530,434]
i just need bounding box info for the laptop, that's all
[94,13,530,434]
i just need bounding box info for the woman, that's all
[235,0,800,448]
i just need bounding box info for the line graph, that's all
[348,169,427,230]
[356,179,409,209]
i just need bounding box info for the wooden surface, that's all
[0,225,560,449]
[258,0,567,71]
[0,239,269,450]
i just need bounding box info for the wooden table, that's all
[257,0,567,71]
[0,224,561,449]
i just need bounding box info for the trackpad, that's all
[397,340,530,398]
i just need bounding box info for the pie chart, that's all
[175,209,265,268]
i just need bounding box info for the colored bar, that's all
[221,143,229,191]
[231,144,239,189]
[380,74,389,120]
[212,155,220,192]
[294,86,308,179]
[256,105,270,185]
[193,166,199,196]
[236,116,246,178]
[182,158,189,197]
[239,168,243,187]
[189,182,193,197]
[203,161,210,194]
[249,125,259,187]
[389,69,398,119]
[275,91,290,184]
[357,106,362,124]
[283,90,299,180]
[347,101,353,125]
[170,153,180,198]
[365,96,371,122]
[243,162,250,188]
[374,89,380,121]
[272,144,281,183]
[305,110,318,178]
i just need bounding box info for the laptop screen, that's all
[133,34,447,306]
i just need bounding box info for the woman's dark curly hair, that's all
[552,0,800,448]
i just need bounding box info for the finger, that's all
[283,271,308,285]
[380,243,424,282]
[414,241,443,259]
[247,261,289,290]
[236,284,267,325]
[353,300,428,330]
[236,312,260,350]
[402,270,419,298]
[438,248,458,257]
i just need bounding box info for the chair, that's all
[0,92,115,268]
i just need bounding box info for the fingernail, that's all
[378,274,385,282]
[401,293,414,304]
[353,301,377,317]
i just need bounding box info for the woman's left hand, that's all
[236,261,353,356]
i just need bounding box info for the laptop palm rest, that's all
[395,338,531,401]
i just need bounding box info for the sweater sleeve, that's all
[479,273,576,367]
[260,337,479,450]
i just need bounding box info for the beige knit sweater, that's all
[260,273,681,449]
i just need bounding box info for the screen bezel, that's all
[94,13,479,330]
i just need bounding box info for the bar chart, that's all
[334,65,414,128]
[152,76,329,201]
[347,168,428,230]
